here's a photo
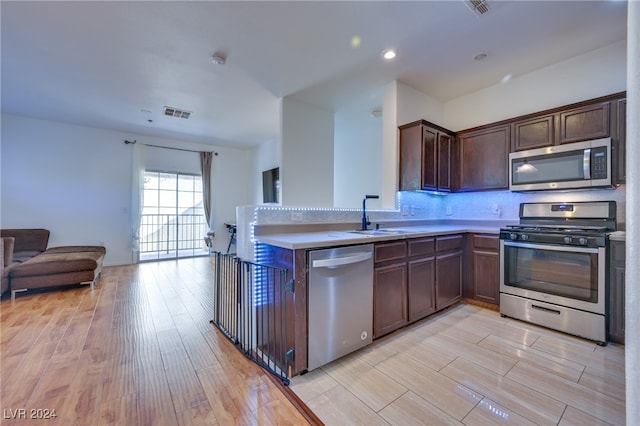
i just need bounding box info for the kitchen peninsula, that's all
[248,214,516,375]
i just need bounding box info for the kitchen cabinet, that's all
[435,235,463,309]
[466,234,500,305]
[374,235,462,337]
[608,240,625,344]
[407,238,436,322]
[399,120,455,192]
[513,114,556,151]
[456,124,511,191]
[559,101,610,144]
[614,98,626,183]
[373,241,408,338]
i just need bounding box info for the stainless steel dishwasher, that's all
[307,244,374,371]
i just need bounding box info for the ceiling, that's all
[1,1,627,148]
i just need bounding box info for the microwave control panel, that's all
[591,146,608,179]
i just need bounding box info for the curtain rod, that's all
[124,139,218,155]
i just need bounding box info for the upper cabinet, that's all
[558,101,610,144]
[513,114,556,151]
[399,120,455,192]
[399,91,626,193]
[456,124,511,191]
[614,98,626,183]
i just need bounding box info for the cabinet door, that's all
[457,125,511,191]
[399,123,424,191]
[422,127,438,190]
[609,241,625,344]
[616,98,626,183]
[408,257,436,322]
[373,262,408,338]
[470,234,500,305]
[559,101,610,144]
[435,251,463,310]
[472,250,499,305]
[513,114,555,151]
[437,133,453,191]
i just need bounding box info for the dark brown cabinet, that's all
[407,238,436,322]
[608,240,625,344]
[435,235,463,309]
[466,234,500,305]
[373,241,408,338]
[374,235,462,337]
[513,114,556,151]
[399,120,454,192]
[456,125,511,191]
[615,98,626,183]
[559,101,610,144]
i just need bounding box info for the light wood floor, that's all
[290,303,626,425]
[1,258,310,425]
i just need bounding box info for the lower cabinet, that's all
[373,241,408,338]
[373,261,408,338]
[374,235,462,338]
[408,238,436,322]
[609,240,625,344]
[466,234,500,305]
[435,235,464,310]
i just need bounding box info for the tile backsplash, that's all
[244,185,625,227]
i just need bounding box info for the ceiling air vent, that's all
[163,106,192,119]
[466,0,489,16]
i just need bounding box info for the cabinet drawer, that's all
[472,234,499,251]
[408,238,435,257]
[436,235,463,253]
[375,241,407,263]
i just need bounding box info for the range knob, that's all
[521,234,529,241]
[578,237,588,245]
[563,236,572,244]
[509,233,518,241]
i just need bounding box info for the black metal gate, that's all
[211,251,293,384]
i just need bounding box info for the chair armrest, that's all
[2,237,15,267]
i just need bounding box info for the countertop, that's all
[255,223,506,250]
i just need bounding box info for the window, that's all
[139,171,208,261]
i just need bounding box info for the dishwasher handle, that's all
[311,252,373,269]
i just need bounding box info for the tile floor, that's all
[290,304,625,425]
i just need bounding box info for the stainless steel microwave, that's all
[509,138,613,191]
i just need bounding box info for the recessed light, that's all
[211,52,226,65]
[382,49,397,60]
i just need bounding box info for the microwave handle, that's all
[583,148,591,179]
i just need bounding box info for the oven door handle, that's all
[502,241,599,254]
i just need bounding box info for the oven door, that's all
[500,240,605,314]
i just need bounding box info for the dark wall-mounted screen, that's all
[262,167,279,203]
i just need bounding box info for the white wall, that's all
[333,89,384,209]
[280,97,334,207]
[443,41,627,131]
[0,114,254,265]
[396,82,444,128]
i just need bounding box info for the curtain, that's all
[200,151,214,232]
[131,143,146,263]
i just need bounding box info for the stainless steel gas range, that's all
[499,201,616,344]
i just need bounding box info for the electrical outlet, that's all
[402,205,409,216]
[445,206,453,216]
[291,212,303,221]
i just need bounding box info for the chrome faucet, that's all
[361,195,380,231]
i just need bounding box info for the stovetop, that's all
[500,201,617,248]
